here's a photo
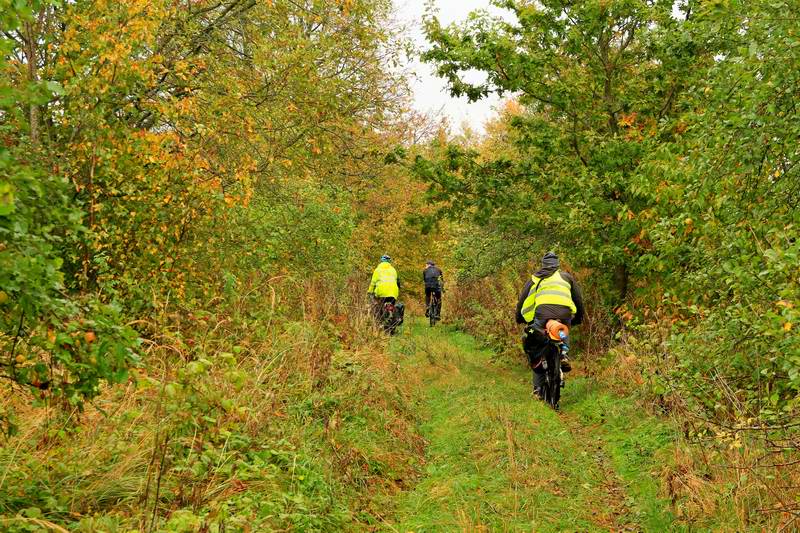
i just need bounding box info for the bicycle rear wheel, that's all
[542,346,561,409]
[429,295,440,326]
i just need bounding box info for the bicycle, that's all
[369,296,404,335]
[381,299,404,335]
[428,291,442,327]
[539,320,569,410]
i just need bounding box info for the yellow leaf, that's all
[785,322,793,332]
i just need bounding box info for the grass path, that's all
[386,321,680,532]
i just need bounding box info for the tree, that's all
[414,0,712,305]
[414,0,800,437]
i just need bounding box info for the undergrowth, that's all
[0,280,425,531]
[597,328,800,531]
[448,268,799,531]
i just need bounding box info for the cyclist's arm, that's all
[565,272,585,325]
[515,279,534,324]
[368,270,378,294]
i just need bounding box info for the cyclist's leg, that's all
[560,350,572,372]
[523,327,547,396]
[425,288,432,316]
[379,297,397,330]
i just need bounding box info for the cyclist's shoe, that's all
[425,308,430,318]
[532,387,543,400]
[560,355,572,373]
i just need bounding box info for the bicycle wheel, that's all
[543,345,561,409]
[382,302,396,334]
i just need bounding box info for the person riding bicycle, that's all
[368,254,400,322]
[423,260,444,319]
[515,252,584,398]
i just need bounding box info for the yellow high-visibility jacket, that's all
[520,270,577,323]
[368,262,399,298]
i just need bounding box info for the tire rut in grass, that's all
[389,324,651,532]
[559,407,640,532]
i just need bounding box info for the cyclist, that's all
[515,252,584,398]
[368,254,399,322]
[423,260,444,320]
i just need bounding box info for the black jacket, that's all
[515,270,584,325]
[423,265,444,290]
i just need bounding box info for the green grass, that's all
[387,320,680,532]
[0,318,691,532]
[564,379,681,532]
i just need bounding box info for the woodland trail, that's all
[386,321,679,532]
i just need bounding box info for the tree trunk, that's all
[24,21,40,146]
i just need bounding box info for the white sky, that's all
[394,0,513,134]
[394,1,687,133]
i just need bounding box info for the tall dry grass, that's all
[0,275,424,531]
[601,320,800,531]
